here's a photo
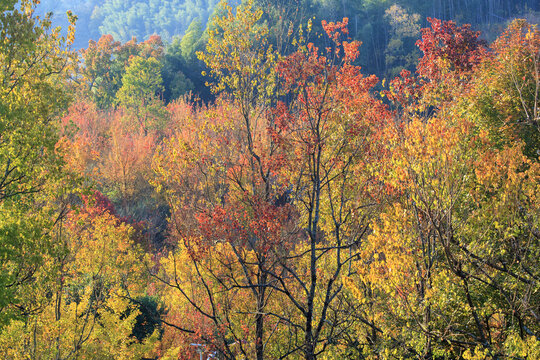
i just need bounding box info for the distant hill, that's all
[35,0,539,79]
[34,0,226,48]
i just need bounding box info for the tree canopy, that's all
[0,0,539,359]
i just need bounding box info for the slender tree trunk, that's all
[255,271,267,360]
[304,136,322,360]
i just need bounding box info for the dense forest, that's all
[0,0,539,359]
[35,0,540,79]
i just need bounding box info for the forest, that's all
[0,0,539,359]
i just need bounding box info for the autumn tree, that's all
[61,99,164,246]
[0,192,158,359]
[78,35,164,109]
[152,1,290,359]
[266,18,389,359]
[416,17,487,82]
[153,95,290,359]
[152,0,396,357]
[469,19,540,160]
[346,18,540,358]
[0,0,77,325]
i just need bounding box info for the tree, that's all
[102,113,157,212]
[155,2,287,359]
[78,34,123,108]
[79,35,165,109]
[116,55,166,133]
[152,95,291,359]
[469,19,540,160]
[346,18,540,358]
[268,18,388,359]
[384,4,420,77]
[160,22,202,102]
[415,17,487,81]
[0,0,76,325]
[61,98,165,247]
[154,3,392,357]
[0,192,158,359]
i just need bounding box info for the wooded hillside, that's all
[0,0,538,359]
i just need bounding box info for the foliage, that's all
[416,17,487,81]
[384,4,421,77]
[116,55,166,132]
[79,34,164,109]
[0,0,76,326]
[469,19,540,159]
[346,17,540,359]
[2,0,540,358]
[61,98,166,247]
[0,192,158,359]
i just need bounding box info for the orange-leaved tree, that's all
[267,17,389,359]
[152,1,294,359]
[346,18,539,359]
[0,191,158,359]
